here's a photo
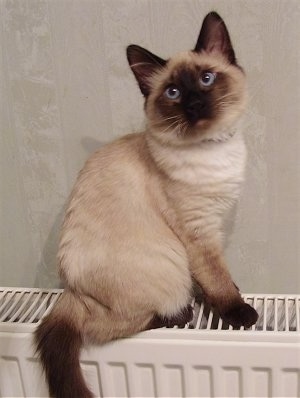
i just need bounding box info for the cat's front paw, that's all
[222,303,258,328]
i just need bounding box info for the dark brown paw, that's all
[148,305,193,329]
[222,303,258,328]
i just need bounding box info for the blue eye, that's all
[165,85,181,100]
[200,72,216,87]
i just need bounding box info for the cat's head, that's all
[127,12,247,145]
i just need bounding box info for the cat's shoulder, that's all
[95,132,144,155]
[82,132,149,176]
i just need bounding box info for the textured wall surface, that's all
[1,0,299,293]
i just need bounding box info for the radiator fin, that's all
[0,357,25,396]
[160,365,184,397]
[190,366,213,397]
[251,368,272,397]
[133,364,156,397]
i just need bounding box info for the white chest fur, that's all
[150,133,246,196]
[148,132,247,239]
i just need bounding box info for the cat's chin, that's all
[147,117,241,148]
[189,119,215,137]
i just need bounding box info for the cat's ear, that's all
[194,12,236,64]
[127,45,167,97]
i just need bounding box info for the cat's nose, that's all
[186,100,206,123]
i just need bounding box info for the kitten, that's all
[35,12,258,398]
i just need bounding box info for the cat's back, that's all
[63,132,159,234]
[71,132,152,204]
[83,132,149,183]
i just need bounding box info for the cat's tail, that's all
[34,290,93,398]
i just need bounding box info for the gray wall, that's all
[1,0,299,293]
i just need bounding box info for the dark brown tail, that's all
[35,311,93,398]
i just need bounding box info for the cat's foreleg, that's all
[187,241,258,328]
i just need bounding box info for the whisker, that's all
[158,118,181,134]
[150,115,181,127]
[216,93,235,101]
[183,122,189,136]
[177,120,189,137]
[215,99,237,107]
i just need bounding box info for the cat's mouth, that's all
[179,115,213,136]
[194,119,210,128]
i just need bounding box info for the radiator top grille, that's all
[0,288,62,324]
[0,288,299,332]
[190,295,299,332]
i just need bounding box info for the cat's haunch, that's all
[35,11,258,398]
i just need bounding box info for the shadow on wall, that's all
[35,207,65,289]
[35,138,107,289]
[223,202,239,249]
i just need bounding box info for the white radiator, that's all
[0,287,299,397]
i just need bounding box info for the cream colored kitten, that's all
[36,12,258,398]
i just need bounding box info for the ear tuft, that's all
[127,45,167,97]
[194,12,236,64]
